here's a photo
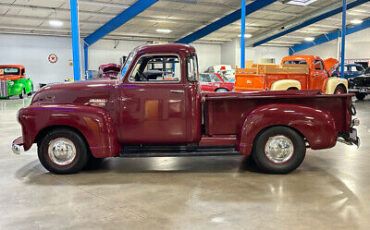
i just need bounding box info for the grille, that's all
[353,76,370,87]
[0,80,8,97]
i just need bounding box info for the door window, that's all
[209,74,222,82]
[314,60,324,70]
[200,74,211,82]
[128,55,181,82]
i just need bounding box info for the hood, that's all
[323,58,339,76]
[31,80,116,105]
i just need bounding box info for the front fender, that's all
[18,104,120,158]
[324,78,348,94]
[270,79,301,91]
[238,103,337,156]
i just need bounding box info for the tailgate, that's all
[234,74,264,91]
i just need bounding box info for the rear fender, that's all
[324,78,348,94]
[18,104,120,158]
[270,80,301,91]
[237,103,337,156]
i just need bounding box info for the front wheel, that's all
[215,88,229,92]
[252,126,306,174]
[37,128,89,174]
[355,93,366,100]
[19,89,26,99]
[334,85,347,94]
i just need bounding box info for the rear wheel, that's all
[355,93,366,100]
[334,85,347,94]
[252,126,306,174]
[215,88,229,92]
[37,128,88,174]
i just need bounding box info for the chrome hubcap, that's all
[264,135,294,164]
[48,138,76,166]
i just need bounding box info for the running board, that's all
[120,146,240,158]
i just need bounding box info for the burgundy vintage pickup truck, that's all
[13,44,360,174]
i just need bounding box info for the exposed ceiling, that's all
[0,0,369,47]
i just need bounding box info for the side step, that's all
[120,146,240,158]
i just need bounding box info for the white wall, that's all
[296,28,370,60]
[0,34,74,87]
[221,38,289,68]
[0,34,222,86]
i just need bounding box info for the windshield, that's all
[0,67,20,76]
[121,51,135,78]
[283,60,307,65]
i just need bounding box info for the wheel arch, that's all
[270,79,302,91]
[324,77,348,94]
[237,103,337,156]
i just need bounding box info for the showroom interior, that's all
[0,0,370,229]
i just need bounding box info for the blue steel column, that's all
[240,0,246,68]
[70,0,81,81]
[340,0,347,79]
[84,43,88,76]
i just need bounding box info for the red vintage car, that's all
[13,44,359,175]
[98,63,121,79]
[200,72,234,92]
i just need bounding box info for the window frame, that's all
[186,54,199,82]
[126,53,182,84]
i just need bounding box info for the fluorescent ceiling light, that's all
[238,34,252,38]
[156,29,172,34]
[351,19,363,25]
[49,20,63,27]
[286,0,318,6]
[305,37,315,41]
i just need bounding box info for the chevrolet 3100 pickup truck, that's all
[235,55,348,94]
[12,44,360,174]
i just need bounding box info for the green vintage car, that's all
[0,65,34,99]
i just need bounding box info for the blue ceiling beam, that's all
[84,0,158,46]
[289,18,370,55]
[175,0,278,44]
[254,0,369,47]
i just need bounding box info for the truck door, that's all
[311,59,327,89]
[119,54,188,144]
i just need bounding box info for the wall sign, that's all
[48,53,58,64]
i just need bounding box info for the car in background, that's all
[0,65,33,99]
[348,67,370,100]
[98,63,121,79]
[332,64,365,79]
[205,65,235,82]
[200,72,234,92]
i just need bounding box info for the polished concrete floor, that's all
[0,96,370,230]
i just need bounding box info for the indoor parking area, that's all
[0,0,370,229]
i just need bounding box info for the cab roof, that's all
[134,43,196,56]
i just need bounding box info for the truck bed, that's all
[202,90,352,136]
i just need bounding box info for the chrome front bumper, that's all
[12,136,24,155]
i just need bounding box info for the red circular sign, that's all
[48,53,58,64]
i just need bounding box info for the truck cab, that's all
[13,44,359,175]
[0,65,33,99]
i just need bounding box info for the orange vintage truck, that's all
[235,55,348,94]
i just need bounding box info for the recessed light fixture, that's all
[305,37,315,42]
[238,34,252,38]
[351,19,363,25]
[286,0,318,6]
[156,29,172,34]
[49,19,63,27]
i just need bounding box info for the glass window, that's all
[121,52,135,78]
[283,60,307,65]
[187,55,198,82]
[314,60,324,70]
[209,74,222,82]
[200,74,211,82]
[128,55,181,82]
[0,67,20,75]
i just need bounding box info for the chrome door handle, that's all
[170,90,184,94]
